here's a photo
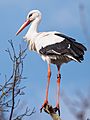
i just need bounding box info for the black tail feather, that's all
[70,41,87,62]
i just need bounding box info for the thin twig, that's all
[9,76,16,120]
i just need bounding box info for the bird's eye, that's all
[29,13,32,18]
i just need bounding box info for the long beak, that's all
[16,19,31,36]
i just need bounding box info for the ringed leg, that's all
[40,64,51,112]
[54,65,61,116]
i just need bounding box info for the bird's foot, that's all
[54,106,60,116]
[40,100,48,113]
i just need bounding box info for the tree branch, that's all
[0,40,35,120]
[41,103,62,120]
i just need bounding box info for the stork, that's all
[16,10,87,115]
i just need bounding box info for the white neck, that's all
[25,16,41,40]
[29,18,40,32]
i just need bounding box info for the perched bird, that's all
[16,10,87,115]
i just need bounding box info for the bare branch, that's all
[62,90,90,120]
[13,107,35,120]
[0,40,35,120]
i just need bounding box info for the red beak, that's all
[16,19,31,36]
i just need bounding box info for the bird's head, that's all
[16,10,41,36]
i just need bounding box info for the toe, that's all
[40,100,48,112]
[53,107,60,116]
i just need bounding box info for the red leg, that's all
[54,65,61,116]
[46,64,51,101]
[40,64,51,112]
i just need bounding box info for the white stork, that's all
[16,10,87,115]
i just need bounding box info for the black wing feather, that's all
[39,33,87,62]
[55,33,76,42]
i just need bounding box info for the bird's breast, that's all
[28,40,36,51]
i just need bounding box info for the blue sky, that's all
[0,0,90,120]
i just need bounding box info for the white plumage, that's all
[16,10,87,115]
